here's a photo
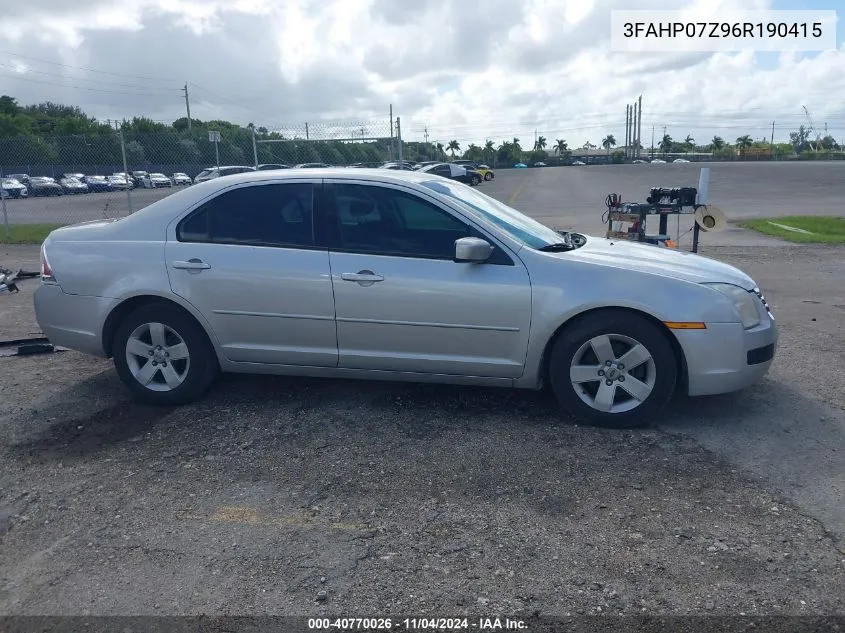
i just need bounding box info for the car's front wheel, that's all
[472,175,481,185]
[484,172,493,181]
[112,303,219,406]
[548,310,677,428]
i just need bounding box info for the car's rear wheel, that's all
[112,304,219,406]
[548,311,677,429]
[484,172,493,181]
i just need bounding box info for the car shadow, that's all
[5,367,603,463]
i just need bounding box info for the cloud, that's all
[0,0,842,148]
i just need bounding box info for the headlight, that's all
[702,283,761,329]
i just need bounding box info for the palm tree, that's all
[483,139,496,166]
[435,142,444,158]
[512,137,522,162]
[465,143,482,162]
[735,135,753,156]
[554,139,569,164]
[659,133,673,155]
[710,136,725,152]
[601,134,616,159]
[447,140,460,157]
[534,135,547,151]
[684,134,695,151]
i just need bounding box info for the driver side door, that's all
[325,181,532,379]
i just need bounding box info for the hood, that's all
[566,236,756,289]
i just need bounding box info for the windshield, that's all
[420,178,566,249]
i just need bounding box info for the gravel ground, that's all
[0,173,843,617]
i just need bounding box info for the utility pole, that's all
[637,95,642,159]
[632,101,638,158]
[651,125,655,159]
[305,122,309,140]
[396,117,403,166]
[389,104,394,160]
[183,83,192,130]
[771,121,776,160]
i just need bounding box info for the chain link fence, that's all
[1,118,398,235]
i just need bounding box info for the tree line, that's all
[1,95,841,172]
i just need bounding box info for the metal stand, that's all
[607,202,701,253]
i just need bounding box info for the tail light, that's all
[40,243,56,284]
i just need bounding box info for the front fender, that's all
[518,257,741,387]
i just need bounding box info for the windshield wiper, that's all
[539,242,575,252]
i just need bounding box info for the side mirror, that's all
[454,237,494,263]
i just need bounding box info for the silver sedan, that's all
[33,169,777,428]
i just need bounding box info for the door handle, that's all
[341,271,384,283]
[172,259,211,270]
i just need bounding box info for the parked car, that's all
[84,176,113,192]
[7,173,29,185]
[651,159,666,164]
[28,177,64,196]
[533,162,548,167]
[59,177,90,194]
[256,164,291,171]
[108,174,133,190]
[131,171,149,187]
[33,169,777,429]
[414,161,440,170]
[62,172,85,181]
[144,173,174,188]
[419,162,482,186]
[193,166,256,184]
[572,160,586,166]
[172,173,192,185]
[294,163,331,168]
[381,162,416,171]
[453,161,495,181]
[112,172,135,189]
[673,158,690,163]
[0,178,28,198]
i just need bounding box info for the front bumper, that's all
[673,306,778,397]
[34,284,111,357]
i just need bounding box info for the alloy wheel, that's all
[125,322,191,392]
[569,333,656,414]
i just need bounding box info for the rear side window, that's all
[177,183,316,248]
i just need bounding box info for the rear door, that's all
[166,180,338,367]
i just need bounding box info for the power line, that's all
[0,63,181,91]
[0,71,179,96]
[0,50,176,82]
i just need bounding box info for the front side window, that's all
[420,178,564,249]
[332,184,472,259]
[177,183,315,248]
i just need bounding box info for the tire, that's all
[547,310,677,429]
[472,175,481,186]
[484,172,493,181]
[112,303,219,406]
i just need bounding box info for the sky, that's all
[0,0,843,149]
